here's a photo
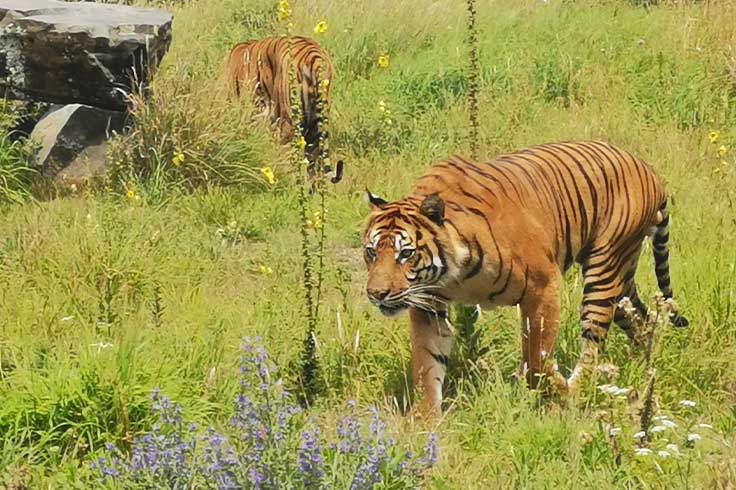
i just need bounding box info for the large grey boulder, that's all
[0,0,172,110]
[30,103,126,182]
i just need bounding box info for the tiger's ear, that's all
[365,189,388,209]
[420,193,444,225]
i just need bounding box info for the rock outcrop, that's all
[0,0,172,182]
[0,0,172,110]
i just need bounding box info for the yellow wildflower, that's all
[708,131,719,144]
[296,136,306,151]
[307,210,324,230]
[172,151,184,167]
[319,79,330,91]
[377,54,389,69]
[258,264,273,275]
[718,145,728,157]
[277,0,291,21]
[260,166,276,185]
[313,20,327,35]
[125,188,138,201]
[378,100,391,115]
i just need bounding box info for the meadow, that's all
[1,0,735,488]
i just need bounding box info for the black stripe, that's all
[622,267,636,284]
[488,260,514,302]
[513,265,529,305]
[428,350,449,366]
[464,238,484,280]
[583,298,615,309]
[652,233,669,247]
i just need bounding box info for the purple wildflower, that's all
[88,339,434,490]
[419,432,439,467]
[336,401,362,455]
[297,426,325,489]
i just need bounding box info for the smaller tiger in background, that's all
[226,36,343,185]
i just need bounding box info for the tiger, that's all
[361,140,688,416]
[226,36,343,184]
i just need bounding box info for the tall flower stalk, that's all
[466,0,480,161]
[278,1,325,406]
[451,0,484,385]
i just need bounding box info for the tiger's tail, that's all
[652,201,689,328]
[303,61,343,185]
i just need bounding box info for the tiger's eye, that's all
[398,248,415,261]
[365,246,376,262]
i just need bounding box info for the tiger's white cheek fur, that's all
[454,244,470,267]
[436,243,467,284]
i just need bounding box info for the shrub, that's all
[106,74,280,199]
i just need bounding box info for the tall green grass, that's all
[1,0,735,488]
[0,103,38,206]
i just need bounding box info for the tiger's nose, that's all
[367,288,390,301]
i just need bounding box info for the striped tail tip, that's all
[669,313,689,328]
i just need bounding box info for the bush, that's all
[106,75,281,199]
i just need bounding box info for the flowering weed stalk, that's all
[275,1,331,407]
[450,0,486,394]
[466,0,480,161]
[587,296,728,484]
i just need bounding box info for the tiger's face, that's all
[362,191,448,316]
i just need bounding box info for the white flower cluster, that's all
[598,384,632,398]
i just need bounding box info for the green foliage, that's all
[531,54,583,107]
[0,131,36,206]
[0,104,38,206]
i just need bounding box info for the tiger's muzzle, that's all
[366,288,409,317]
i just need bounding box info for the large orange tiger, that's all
[227,36,342,182]
[361,140,688,416]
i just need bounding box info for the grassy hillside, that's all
[1,0,735,488]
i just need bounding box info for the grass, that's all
[1,0,736,488]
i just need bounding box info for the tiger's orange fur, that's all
[362,140,687,415]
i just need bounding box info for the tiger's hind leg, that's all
[612,246,649,346]
[567,242,642,392]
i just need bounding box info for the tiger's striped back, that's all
[414,140,666,273]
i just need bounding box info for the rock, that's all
[30,103,126,181]
[0,0,172,110]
